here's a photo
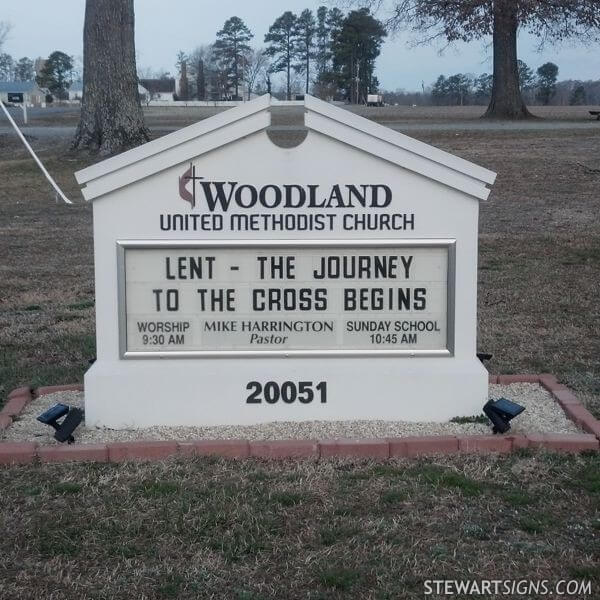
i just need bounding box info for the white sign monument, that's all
[76,95,496,427]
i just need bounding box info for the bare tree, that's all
[0,22,10,53]
[0,53,14,81]
[137,66,171,81]
[72,0,149,154]
[245,48,269,99]
[188,45,230,100]
[188,45,214,100]
[176,51,189,100]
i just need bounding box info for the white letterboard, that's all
[118,240,455,357]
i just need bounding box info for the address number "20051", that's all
[246,381,327,404]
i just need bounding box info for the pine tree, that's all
[294,9,316,94]
[331,9,386,104]
[14,57,34,81]
[313,7,346,99]
[324,9,345,84]
[213,16,253,99]
[36,51,73,99]
[0,53,14,81]
[265,11,298,100]
[315,6,330,79]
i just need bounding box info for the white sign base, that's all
[84,357,488,428]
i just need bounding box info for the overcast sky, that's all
[2,0,598,91]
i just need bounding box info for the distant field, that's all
[144,103,600,128]
[143,103,598,120]
[347,103,599,122]
[8,103,598,130]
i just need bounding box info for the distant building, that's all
[136,83,150,103]
[0,81,45,106]
[68,81,149,102]
[139,78,176,102]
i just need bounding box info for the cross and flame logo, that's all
[178,163,203,209]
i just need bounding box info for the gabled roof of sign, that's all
[75,94,496,202]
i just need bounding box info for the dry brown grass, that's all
[348,104,600,122]
[446,128,600,416]
[0,452,598,599]
[0,140,93,396]
[20,104,598,130]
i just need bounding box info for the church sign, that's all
[119,240,453,356]
[76,95,495,428]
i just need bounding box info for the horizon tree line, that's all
[169,7,386,102]
[161,0,599,116]
[4,47,597,110]
[383,66,600,108]
[428,61,559,107]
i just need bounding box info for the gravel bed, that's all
[1,383,580,446]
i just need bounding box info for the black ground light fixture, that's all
[37,404,84,444]
[483,398,525,434]
[477,352,493,365]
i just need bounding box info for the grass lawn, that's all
[1,452,599,598]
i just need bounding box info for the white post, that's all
[22,101,27,124]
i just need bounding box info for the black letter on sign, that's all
[166,289,179,311]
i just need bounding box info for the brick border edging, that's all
[0,375,598,464]
[0,386,34,431]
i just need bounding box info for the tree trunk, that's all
[179,61,188,101]
[197,59,205,100]
[483,0,533,119]
[72,0,149,154]
[234,40,239,99]
[306,52,309,94]
[286,38,291,100]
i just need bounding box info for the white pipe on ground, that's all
[0,101,73,204]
